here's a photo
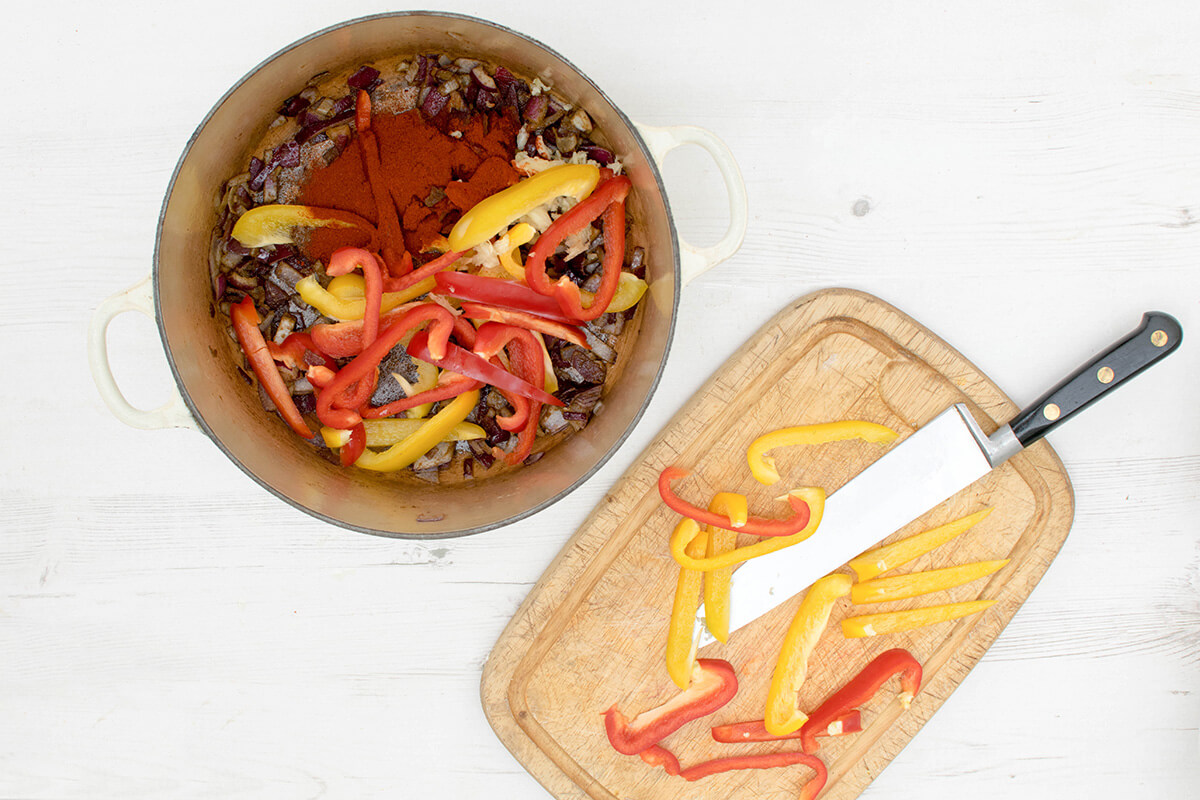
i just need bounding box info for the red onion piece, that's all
[348,65,380,90]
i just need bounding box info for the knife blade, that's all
[695,311,1182,647]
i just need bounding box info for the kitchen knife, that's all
[695,311,1182,647]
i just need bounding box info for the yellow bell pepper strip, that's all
[448,163,601,252]
[848,507,994,582]
[665,524,709,689]
[659,467,812,536]
[851,559,1010,604]
[353,389,480,472]
[669,487,826,572]
[764,573,854,736]
[842,599,996,638]
[231,204,377,249]
[593,271,648,314]
[497,222,536,278]
[702,492,749,644]
[229,296,314,439]
[321,418,485,450]
[798,648,922,754]
[710,710,862,744]
[603,658,738,755]
[295,274,431,321]
[747,420,900,486]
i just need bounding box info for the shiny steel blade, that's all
[695,404,994,647]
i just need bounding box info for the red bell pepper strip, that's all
[433,272,576,324]
[473,322,548,462]
[552,194,627,321]
[459,301,589,348]
[603,658,738,756]
[267,331,334,369]
[638,745,680,776]
[407,331,563,408]
[230,297,314,439]
[381,248,464,295]
[361,372,483,420]
[798,648,922,754]
[450,315,477,350]
[316,303,455,429]
[658,467,813,536]
[339,422,367,467]
[355,90,408,275]
[637,744,827,800]
[711,710,862,745]
[308,305,417,359]
[327,247,384,350]
[524,174,632,319]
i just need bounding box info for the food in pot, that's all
[209,55,649,481]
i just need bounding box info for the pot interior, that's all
[155,12,678,537]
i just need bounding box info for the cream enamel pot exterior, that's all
[88,12,747,538]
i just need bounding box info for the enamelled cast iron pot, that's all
[89,12,747,538]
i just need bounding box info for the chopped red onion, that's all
[582,145,614,165]
[421,88,449,118]
[523,94,548,127]
[278,94,311,117]
[348,65,380,90]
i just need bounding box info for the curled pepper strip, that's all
[315,303,455,430]
[658,467,812,536]
[472,322,548,464]
[669,487,826,572]
[764,574,853,736]
[841,600,996,639]
[799,648,922,754]
[353,389,480,472]
[711,710,862,745]
[552,191,627,321]
[850,559,1010,604]
[848,508,994,582]
[524,174,632,320]
[701,493,748,644]
[327,247,383,352]
[307,305,419,358]
[230,204,377,249]
[638,744,828,800]
[603,658,738,756]
[747,420,900,486]
[230,297,313,439]
[665,524,709,690]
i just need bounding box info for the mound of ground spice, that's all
[298,108,521,265]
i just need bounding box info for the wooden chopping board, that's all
[481,288,1075,800]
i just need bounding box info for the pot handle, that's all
[634,123,748,286]
[88,274,199,431]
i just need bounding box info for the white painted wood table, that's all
[4,1,1197,797]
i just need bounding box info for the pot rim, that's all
[150,10,681,539]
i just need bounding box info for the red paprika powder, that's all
[297,106,521,266]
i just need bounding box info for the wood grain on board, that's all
[482,288,1075,800]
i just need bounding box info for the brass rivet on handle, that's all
[1151,329,1169,347]
[1043,403,1061,421]
[1097,366,1115,384]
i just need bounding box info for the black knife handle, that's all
[1009,312,1182,447]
